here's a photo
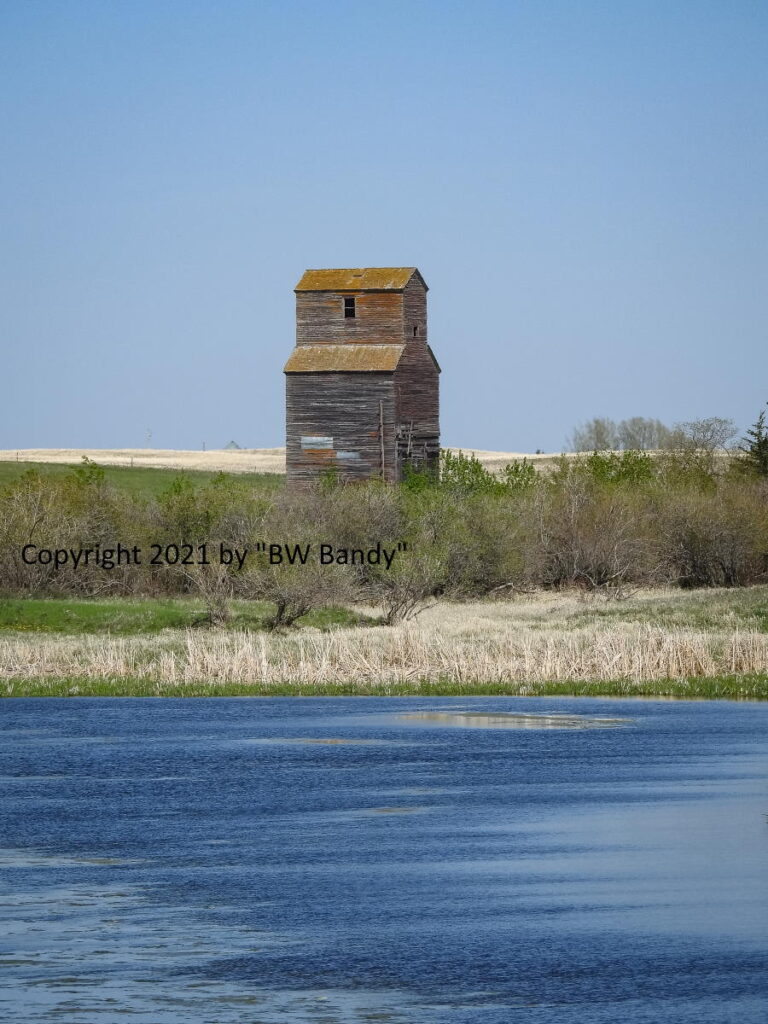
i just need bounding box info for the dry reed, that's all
[1,618,765,690]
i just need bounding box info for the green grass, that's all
[0,597,371,635]
[0,597,201,634]
[301,605,380,629]
[0,461,283,498]
[4,674,767,699]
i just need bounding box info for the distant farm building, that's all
[284,267,440,484]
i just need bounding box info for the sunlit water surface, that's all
[1,697,767,1023]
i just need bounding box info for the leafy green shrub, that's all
[582,450,654,486]
[499,459,537,491]
[440,449,500,493]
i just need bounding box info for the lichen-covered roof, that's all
[295,268,423,292]
[284,344,404,373]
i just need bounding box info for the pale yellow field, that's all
[0,448,288,474]
[0,447,563,474]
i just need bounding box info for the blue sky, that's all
[1,0,766,452]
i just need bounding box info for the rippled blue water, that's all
[1,696,767,1023]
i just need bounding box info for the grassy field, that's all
[1,587,766,699]
[0,460,283,497]
[0,597,369,634]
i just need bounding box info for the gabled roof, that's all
[295,267,426,292]
[284,344,404,373]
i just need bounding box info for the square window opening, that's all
[344,297,356,318]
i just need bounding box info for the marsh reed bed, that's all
[3,591,767,697]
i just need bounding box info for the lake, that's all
[1,696,767,1023]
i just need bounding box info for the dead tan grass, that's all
[1,592,766,689]
[0,448,288,474]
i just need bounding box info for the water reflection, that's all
[400,710,630,728]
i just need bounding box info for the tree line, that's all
[1,406,766,627]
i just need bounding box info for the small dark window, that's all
[413,325,419,337]
[344,297,356,318]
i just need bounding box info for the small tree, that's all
[182,562,233,626]
[669,416,737,452]
[658,416,738,483]
[617,417,672,451]
[370,547,444,624]
[568,418,619,452]
[739,404,768,477]
[240,551,351,630]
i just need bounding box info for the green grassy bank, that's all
[5,674,767,699]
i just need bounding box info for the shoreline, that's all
[5,674,767,700]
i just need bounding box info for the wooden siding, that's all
[402,274,428,344]
[296,291,404,345]
[286,373,398,483]
[286,267,439,485]
[394,341,440,474]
